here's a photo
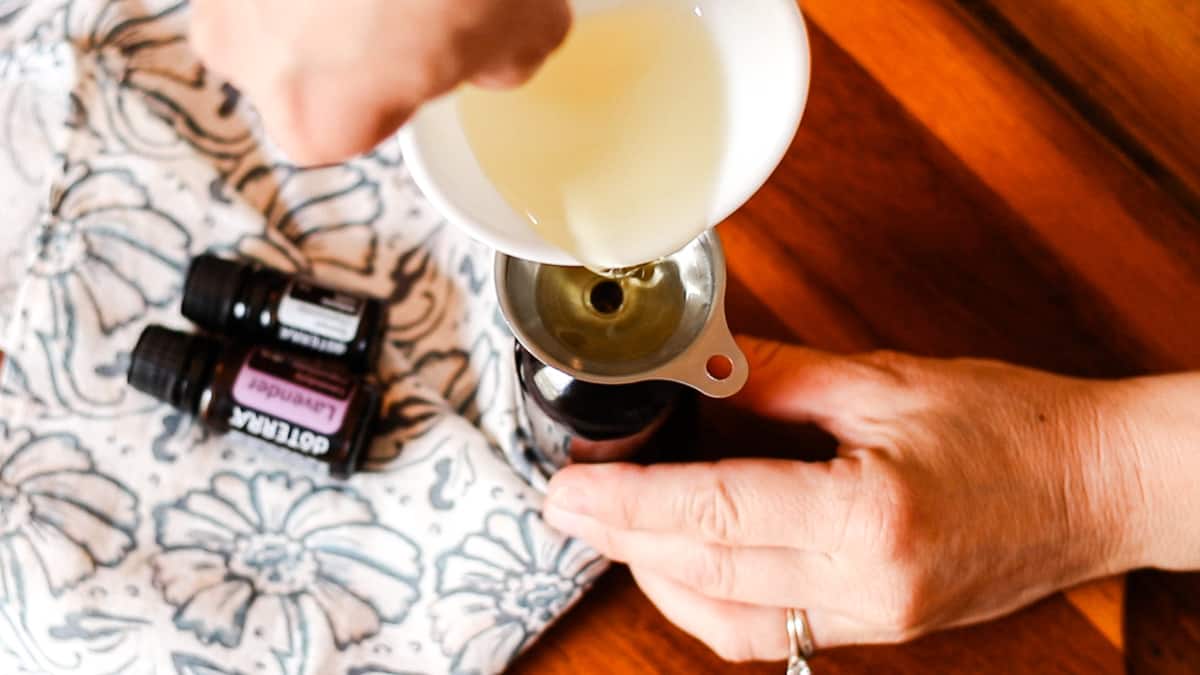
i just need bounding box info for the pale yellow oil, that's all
[535,261,686,363]
[459,1,726,270]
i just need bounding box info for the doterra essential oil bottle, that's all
[127,325,380,477]
[182,254,387,373]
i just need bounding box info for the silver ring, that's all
[786,608,815,675]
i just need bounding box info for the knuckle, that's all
[862,348,907,368]
[682,544,737,598]
[612,467,647,529]
[863,459,921,560]
[594,525,624,561]
[857,349,914,386]
[878,575,926,634]
[849,456,932,635]
[688,470,743,543]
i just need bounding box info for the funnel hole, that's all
[706,355,734,381]
[589,280,624,315]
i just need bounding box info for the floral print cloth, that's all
[0,2,605,674]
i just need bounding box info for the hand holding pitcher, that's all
[189,0,571,165]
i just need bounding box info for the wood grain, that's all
[512,567,1124,675]
[960,0,1200,212]
[799,0,1200,371]
[1066,577,1126,650]
[1125,570,1200,673]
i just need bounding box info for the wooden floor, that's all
[514,1,1200,673]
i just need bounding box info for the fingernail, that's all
[542,504,591,537]
[545,477,589,516]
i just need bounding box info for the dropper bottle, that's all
[182,255,387,373]
[127,325,380,477]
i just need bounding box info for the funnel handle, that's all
[656,309,749,399]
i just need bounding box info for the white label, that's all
[276,282,363,343]
[278,327,350,356]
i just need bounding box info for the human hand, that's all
[189,0,570,165]
[542,337,1154,661]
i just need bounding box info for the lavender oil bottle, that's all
[127,325,380,477]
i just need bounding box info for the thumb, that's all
[251,71,414,166]
[731,335,894,438]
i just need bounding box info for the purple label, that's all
[232,357,350,435]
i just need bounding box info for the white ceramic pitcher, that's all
[400,0,811,266]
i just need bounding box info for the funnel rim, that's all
[494,230,738,395]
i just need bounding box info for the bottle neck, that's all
[237,265,289,326]
[173,339,222,413]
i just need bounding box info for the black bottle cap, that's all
[128,326,220,411]
[182,255,246,331]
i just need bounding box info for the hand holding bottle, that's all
[544,336,1200,660]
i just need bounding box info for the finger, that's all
[632,566,873,660]
[543,507,850,611]
[254,72,414,166]
[470,0,570,89]
[633,565,787,662]
[188,0,233,72]
[545,459,862,550]
[732,335,903,438]
[261,97,412,167]
[471,61,542,89]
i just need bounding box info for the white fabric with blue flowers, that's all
[0,2,606,674]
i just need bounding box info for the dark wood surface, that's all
[514,1,1200,673]
[961,0,1200,213]
[1126,571,1200,675]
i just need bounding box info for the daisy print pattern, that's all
[64,0,258,166]
[229,163,383,280]
[0,0,589,672]
[152,472,422,656]
[0,426,143,674]
[0,426,138,599]
[5,161,191,418]
[432,510,605,675]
